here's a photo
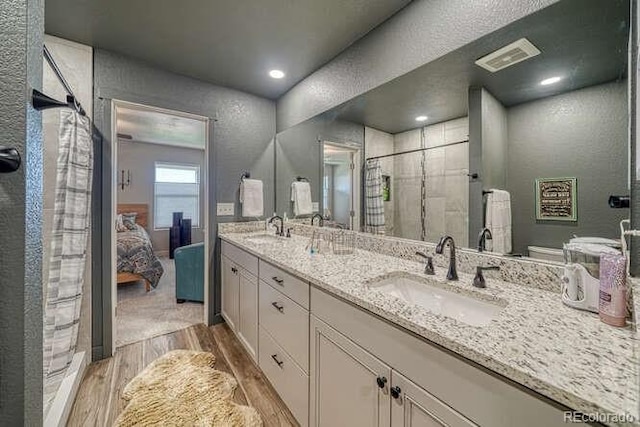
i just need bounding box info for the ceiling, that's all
[329,0,629,134]
[116,104,207,149]
[45,0,411,99]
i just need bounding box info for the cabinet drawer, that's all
[259,281,309,372]
[259,260,309,308]
[259,326,309,426]
[222,241,258,276]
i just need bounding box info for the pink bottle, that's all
[599,253,627,327]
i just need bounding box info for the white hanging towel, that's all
[485,189,512,254]
[291,181,313,216]
[240,179,264,217]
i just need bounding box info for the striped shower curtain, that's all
[43,111,93,401]
[365,159,385,234]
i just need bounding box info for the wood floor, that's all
[67,323,298,426]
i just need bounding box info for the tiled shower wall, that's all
[391,117,469,246]
[394,128,423,239]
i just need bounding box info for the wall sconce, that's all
[119,169,131,190]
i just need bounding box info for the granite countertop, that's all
[219,230,640,425]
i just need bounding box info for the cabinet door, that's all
[221,256,239,332]
[310,315,391,427]
[391,371,476,427]
[238,270,258,361]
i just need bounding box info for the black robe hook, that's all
[0,146,21,173]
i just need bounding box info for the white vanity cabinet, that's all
[310,315,473,427]
[221,256,239,332]
[258,260,310,426]
[310,316,391,427]
[221,241,259,361]
[390,371,476,427]
[219,239,588,427]
[310,286,587,427]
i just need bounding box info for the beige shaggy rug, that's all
[115,350,262,427]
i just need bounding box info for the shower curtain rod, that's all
[31,44,86,116]
[365,139,469,161]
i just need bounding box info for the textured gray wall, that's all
[0,0,44,424]
[468,88,509,247]
[275,114,363,217]
[631,0,639,276]
[117,141,206,252]
[468,87,484,246]
[276,0,559,131]
[481,89,508,191]
[92,49,275,357]
[507,81,629,254]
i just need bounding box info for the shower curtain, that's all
[43,110,93,404]
[365,159,385,234]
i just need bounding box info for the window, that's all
[154,162,200,229]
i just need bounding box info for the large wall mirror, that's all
[274,0,630,261]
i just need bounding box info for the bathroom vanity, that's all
[219,223,639,427]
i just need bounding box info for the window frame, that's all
[153,161,201,230]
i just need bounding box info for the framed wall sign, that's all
[535,177,577,221]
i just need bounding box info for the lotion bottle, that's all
[599,253,627,327]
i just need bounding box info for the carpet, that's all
[116,257,203,347]
[115,350,262,427]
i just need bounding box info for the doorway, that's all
[322,142,361,230]
[111,100,209,349]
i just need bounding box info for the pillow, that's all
[122,212,138,230]
[115,214,127,232]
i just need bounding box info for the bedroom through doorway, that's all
[112,101,209,348]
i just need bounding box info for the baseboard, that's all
[210,313,224,325]
[43,351,88,427]
[91,345,104,361]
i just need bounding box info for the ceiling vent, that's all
[475,38,541,73]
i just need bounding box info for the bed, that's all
[116,204,164,292]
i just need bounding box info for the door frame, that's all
[321,140,361,230]
[109,99,210,354]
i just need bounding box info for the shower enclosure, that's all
[39,36,94,426]
[366,118,470,246]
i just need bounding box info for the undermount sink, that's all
[244,234,283,245]
[367,273,505,327]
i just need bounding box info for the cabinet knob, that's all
[231,267,238,274]
[376,376,387,389]
[272,276,284,285]
[390,386,401,399]
[271,302,284,313]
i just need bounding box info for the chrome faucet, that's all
[311,213,324,227]
[268,215,284,236]
[435,236,458,281]
[415,251,435,275]
[477,228,493,252]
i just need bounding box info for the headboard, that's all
[117,203,149,230]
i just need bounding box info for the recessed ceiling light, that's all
[415,116,428,122]
[269,69,285,79]
[540,76,562,86]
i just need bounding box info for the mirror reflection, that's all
[274,0,630,261]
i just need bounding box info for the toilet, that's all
[527,246,564,263]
